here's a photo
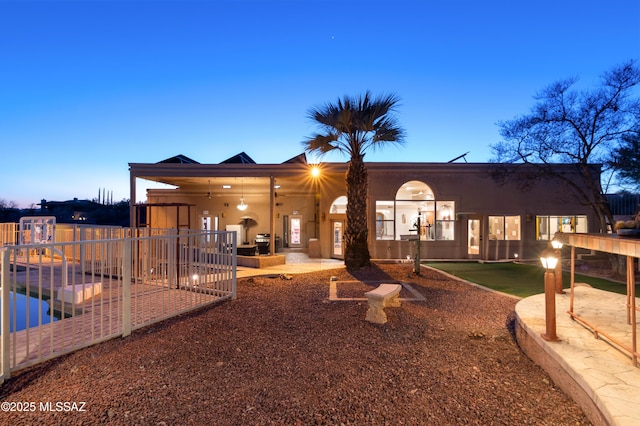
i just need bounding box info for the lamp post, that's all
[540,249,560,342]
[551,240,564,294]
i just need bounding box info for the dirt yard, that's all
[0,263,591,425]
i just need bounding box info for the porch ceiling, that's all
[131,161,348,199]
[138,175,320,197]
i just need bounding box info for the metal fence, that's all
[0,229,237,383]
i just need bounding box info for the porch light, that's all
[237,178,248,211]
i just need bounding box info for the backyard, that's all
[426,260,631,298]
[0,262,591,425]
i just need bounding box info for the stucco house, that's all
[128,152,599,262]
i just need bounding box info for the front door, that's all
[467,216,482,259]
[331,220,344,259]
[289,215,302,248]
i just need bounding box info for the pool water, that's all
[1,292,58,333]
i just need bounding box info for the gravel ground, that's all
[0,263,591,425]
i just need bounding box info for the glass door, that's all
[289,215,302,248]
[467,217,482,258]
[332,220,344,259]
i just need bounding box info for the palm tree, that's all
[303,91,405,270]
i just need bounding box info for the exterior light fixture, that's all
[237,178,248,211]
[310,165,321,178]
[540,249,558,270]
[540,249,560,342]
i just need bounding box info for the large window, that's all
[489,215,521,240]
[375,180,455,241]
[536,215,588,240]
[375,202,394,240]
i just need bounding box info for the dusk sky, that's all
[1,0,638,208]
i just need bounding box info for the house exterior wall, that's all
[131,161,599,261]
[146,186,317,250]
[361,163,597,261]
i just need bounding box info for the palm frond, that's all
[304,90,405,159]
[302,133,341,155]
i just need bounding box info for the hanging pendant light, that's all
[237,178,248,211]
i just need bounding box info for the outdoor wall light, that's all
[551,240,563,250]
[310,165,321,178]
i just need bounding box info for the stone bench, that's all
[365,283,402,324]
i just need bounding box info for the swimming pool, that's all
[1,292,59,333]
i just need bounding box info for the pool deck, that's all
[515,287,639,426]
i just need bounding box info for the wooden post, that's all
[541,269,560,342]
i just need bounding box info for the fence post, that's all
[122,238,132,337]
[1,248,11,383]
[231,231,237,300]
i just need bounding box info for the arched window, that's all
[329,196,347,214]
[375,180,455,241]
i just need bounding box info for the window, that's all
[329,196,347,214]
[489,215,521,240]
[536,215,588,240]
[375,180,456,241]
[375,204,394,240]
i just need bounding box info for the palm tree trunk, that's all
[344,155,370,270]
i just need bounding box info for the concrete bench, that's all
[365,283,402,324]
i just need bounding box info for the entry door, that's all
[467,216,482,258]
[200,215,212,243]
[331,220,344,259]
[289,215,302,248]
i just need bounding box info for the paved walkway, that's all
[516,287,639,426]
[240,253,639,425]
[236,251,344,278]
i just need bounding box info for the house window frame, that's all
[536,215,588,240]
[375,180,456,241]
[488,215,521,241]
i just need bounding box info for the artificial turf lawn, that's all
[425,261,630,298]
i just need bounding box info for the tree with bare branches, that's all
[491,60,640,233]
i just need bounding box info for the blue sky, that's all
[1,0,638,208]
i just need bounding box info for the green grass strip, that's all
[425,262,630,298]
